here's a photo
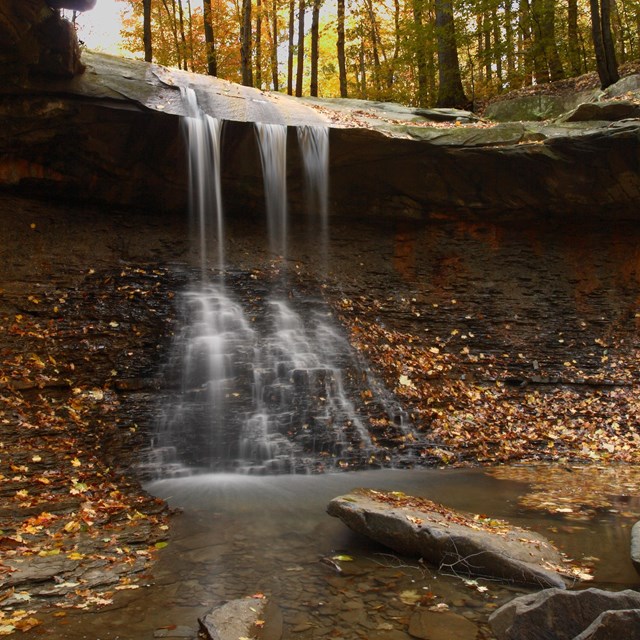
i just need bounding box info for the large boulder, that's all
[483,91,597,122]
[489,587,640,640]
[327,488,569,588]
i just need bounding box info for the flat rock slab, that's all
[489,587,640,640]
[327,488,568,588]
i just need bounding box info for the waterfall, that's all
[181,87,224,277]
[298,125,330,274]
[146,91,385,478]
[255,123,288,259]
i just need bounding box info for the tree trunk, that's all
[143,0,152,62]
[492,5,502,82]
[484,5,491,81]
[287,0,295,94]
[360,38,368,98]
[590,0,619,87]
[567,0,581,74]
[295,0,305,96]
[364,0,382,91]
[434,0,468,108]
[542,0,563,80]
[503,0,515,82]
[176,0,189,70]
[310,0,320,96]
[162,0,183,69]
[271,0,279,90]
[241,0,253,86]
[202,0,217,75]
[337,0,348,97]
[386,0,400,88]
[256,0,262,88]
[412,0,429,106]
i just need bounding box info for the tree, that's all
[256,0,263,87]
[143,0,152,61]
[295,0,305,96]
[590,0,619,87]
[287,0,295,94]
[310,0,321,96]
[336,0,348,97]
[202,0,217,75]
[434,0,468,108]
[270,0,279,90]
[240,0,253,85]
[412,0,429,107]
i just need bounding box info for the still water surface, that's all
[34,467,638,639]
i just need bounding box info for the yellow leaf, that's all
[71,458,82,468]
[64,521,81,533]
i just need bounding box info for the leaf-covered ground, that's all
[332,293,640,467]
[0,266,176,634]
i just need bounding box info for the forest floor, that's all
[479,60,640,111]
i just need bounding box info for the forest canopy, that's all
[112,0,629,107]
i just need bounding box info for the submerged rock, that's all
[489,587,640,640]
[327,488,568,588]
[199,596,283,640]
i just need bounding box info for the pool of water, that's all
[33,467,639,639]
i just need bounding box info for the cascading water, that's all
[148,90,389,478]
[181,87,224,276]
[297,125,330,274]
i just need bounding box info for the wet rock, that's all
[630,520,640,573]
[573,609,640,640]
[489,587,640,640]
[327,489,568,588]
[199,597,283,640]
[408,610,478,640]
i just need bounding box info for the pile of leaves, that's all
[332,294,640,467]
[0,266,176,634]
[358,488,516,535]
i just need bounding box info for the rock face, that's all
[489,587,640,640]
[327,489,568,588]
[0,0,85,79]
[0,49,639,220]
